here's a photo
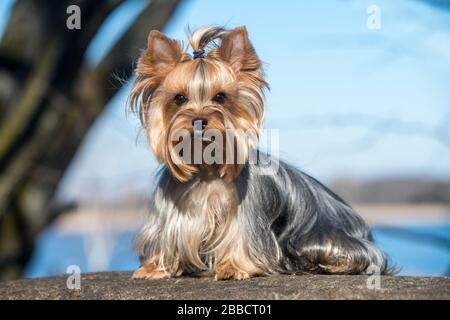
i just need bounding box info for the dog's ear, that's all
[217,26,259,73]
[138,30,183,75]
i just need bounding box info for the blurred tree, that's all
[0,0,181,280]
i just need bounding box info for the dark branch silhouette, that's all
[0,0,181,280]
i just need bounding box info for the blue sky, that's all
[0,0,15,39]
[2,0,450,202]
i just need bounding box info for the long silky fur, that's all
[136,151,390,276]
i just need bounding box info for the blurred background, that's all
[0,0,449,281]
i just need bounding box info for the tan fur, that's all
[132,255,170,279]
[129,26,267,182]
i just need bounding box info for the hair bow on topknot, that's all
[193,49,205,59]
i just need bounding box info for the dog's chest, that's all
[172,177,239,251]
[178,178,238,219]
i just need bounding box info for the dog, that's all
[129,26,389,280]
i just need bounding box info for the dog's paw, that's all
[215,263,260,281]
[132,263,170,280]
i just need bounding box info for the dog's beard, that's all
[164,107,256,183]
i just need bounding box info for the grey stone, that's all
[0,272,449,300]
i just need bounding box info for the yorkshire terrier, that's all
[129,26,389,280]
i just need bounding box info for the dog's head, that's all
[130,26,267,182]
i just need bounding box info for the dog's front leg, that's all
[132,255,171,280]
[213,217,268,280]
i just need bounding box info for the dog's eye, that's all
[212,92,226,104]
[174,94,188,105]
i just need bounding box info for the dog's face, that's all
[130,27,267,182]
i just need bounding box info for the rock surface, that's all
[0,272,449,300]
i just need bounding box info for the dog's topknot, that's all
[187,26,227,52]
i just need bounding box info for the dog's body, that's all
[133,152,388,279]
[130,26,389,280]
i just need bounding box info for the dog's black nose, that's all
[192,118,208,130]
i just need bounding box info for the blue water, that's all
[372,225,450,276]
[25,228,140,278]
[25,225,450,277]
